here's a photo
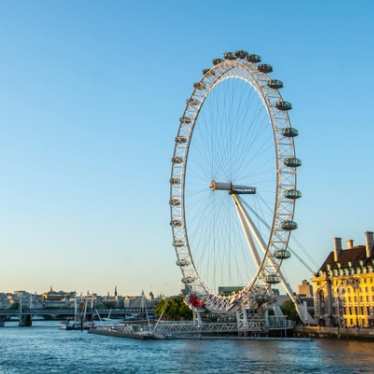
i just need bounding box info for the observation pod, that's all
[212,58,223,65]
[274,249,291,260]
[187,98,200,107]
[276,100,292,111]
[224,51,237,60]
[182,276,195,284]
[281,127,298,137]
[281,220,298,231]
[193,82,206,90]
[170,177,181,185]
[284,157,302,168]
[176,258,190,267]
[267,80,283,89]
[170,219,183,227]
[257,64,273,73]
[202,68,215,76]
[170,198,181,207]
[235,50,248,59]
[173,239,185,247]
[180,116,192,124]
[246,54,261,63]
[266,274,280,285]
[284,189,302,200]
[175,136,188,144]
[172,156,184,164]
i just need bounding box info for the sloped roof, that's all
[319,245,374,272]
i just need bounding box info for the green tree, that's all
[281,299,299,322]
[155,296,192,321]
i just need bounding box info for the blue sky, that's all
[0,1,373,295]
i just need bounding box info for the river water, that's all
[0,322,373,373]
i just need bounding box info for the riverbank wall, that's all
[295,326,374,340]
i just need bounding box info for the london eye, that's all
[170,51,307,321]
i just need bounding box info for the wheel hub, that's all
[209,180,256,194]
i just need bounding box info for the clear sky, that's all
[0,1,373,296]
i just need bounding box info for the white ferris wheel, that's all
[169,51,307,321]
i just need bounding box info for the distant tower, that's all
[114,286,118,298]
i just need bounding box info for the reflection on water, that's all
[318,340,374,369]
[0,322,373,373]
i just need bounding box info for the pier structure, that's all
[156,317,293,338]
[90,315,294,339]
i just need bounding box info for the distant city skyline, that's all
[5,285,155,295]
[1,1,374,295]
[0,286,154,297]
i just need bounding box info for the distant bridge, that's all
[0,307,154,320]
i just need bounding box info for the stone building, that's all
[312,232,374,327]
[298,280,313,298]
[42,287,76,308]
[297,280,314,318]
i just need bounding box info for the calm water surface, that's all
[0,322,373,373]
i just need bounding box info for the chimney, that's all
[333,237,342,262]
[347,239,354,249]
[365,231,373,258]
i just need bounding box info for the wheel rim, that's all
[170,53,299,314]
